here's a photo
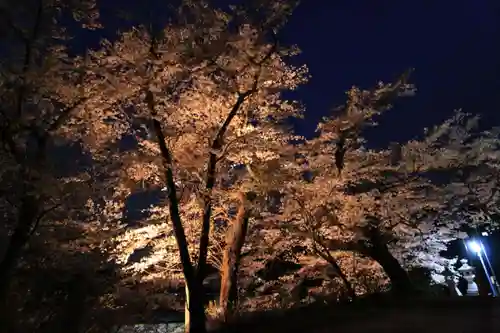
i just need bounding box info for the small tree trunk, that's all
[321,252,355,300]
[369,244,413,295]
[0,197,37,302]
[311,240,355,300]
[219,193,250,321]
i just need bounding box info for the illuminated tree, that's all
[282,81,500,294]
[81,1,306,330]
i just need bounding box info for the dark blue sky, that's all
[80,0,500,145]
[281,0,500,144]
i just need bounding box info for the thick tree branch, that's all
[196,39,277,282]
[143,34,201,288]
[152,117,197,286]
[197,90,253,283]
[147,92,197,287]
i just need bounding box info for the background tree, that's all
[270,75,417,294]
[287,91,500,294]
[0,0,102,301]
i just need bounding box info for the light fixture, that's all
[467,240,482,254]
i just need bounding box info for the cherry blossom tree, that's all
[249,72,414,295]
[434,118,500,235]
[280,77,500,295]
[4,201,124,332]
[79,1,307,331]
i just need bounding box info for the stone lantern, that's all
[458,259,479,296]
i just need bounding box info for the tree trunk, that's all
[314,246,356,300]
[368,243,413,295]
[197,93,252,285]
[219,193,250,321]
[153,118,206,333]
[359,223,413,295]
[0,196,37,302]
[185,282,207,333]
[326,232,412,296]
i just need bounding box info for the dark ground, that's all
[214,295,500,333]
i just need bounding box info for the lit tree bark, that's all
[196,40,276,287]
[150,92,254,333]
[197,92,253,287]
[184,284,190,333]
[219,192,250,321]
[152,118,207,333]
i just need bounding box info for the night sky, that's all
[79,0,500,142]
[282,0,500,143]
[76,1,500,289]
